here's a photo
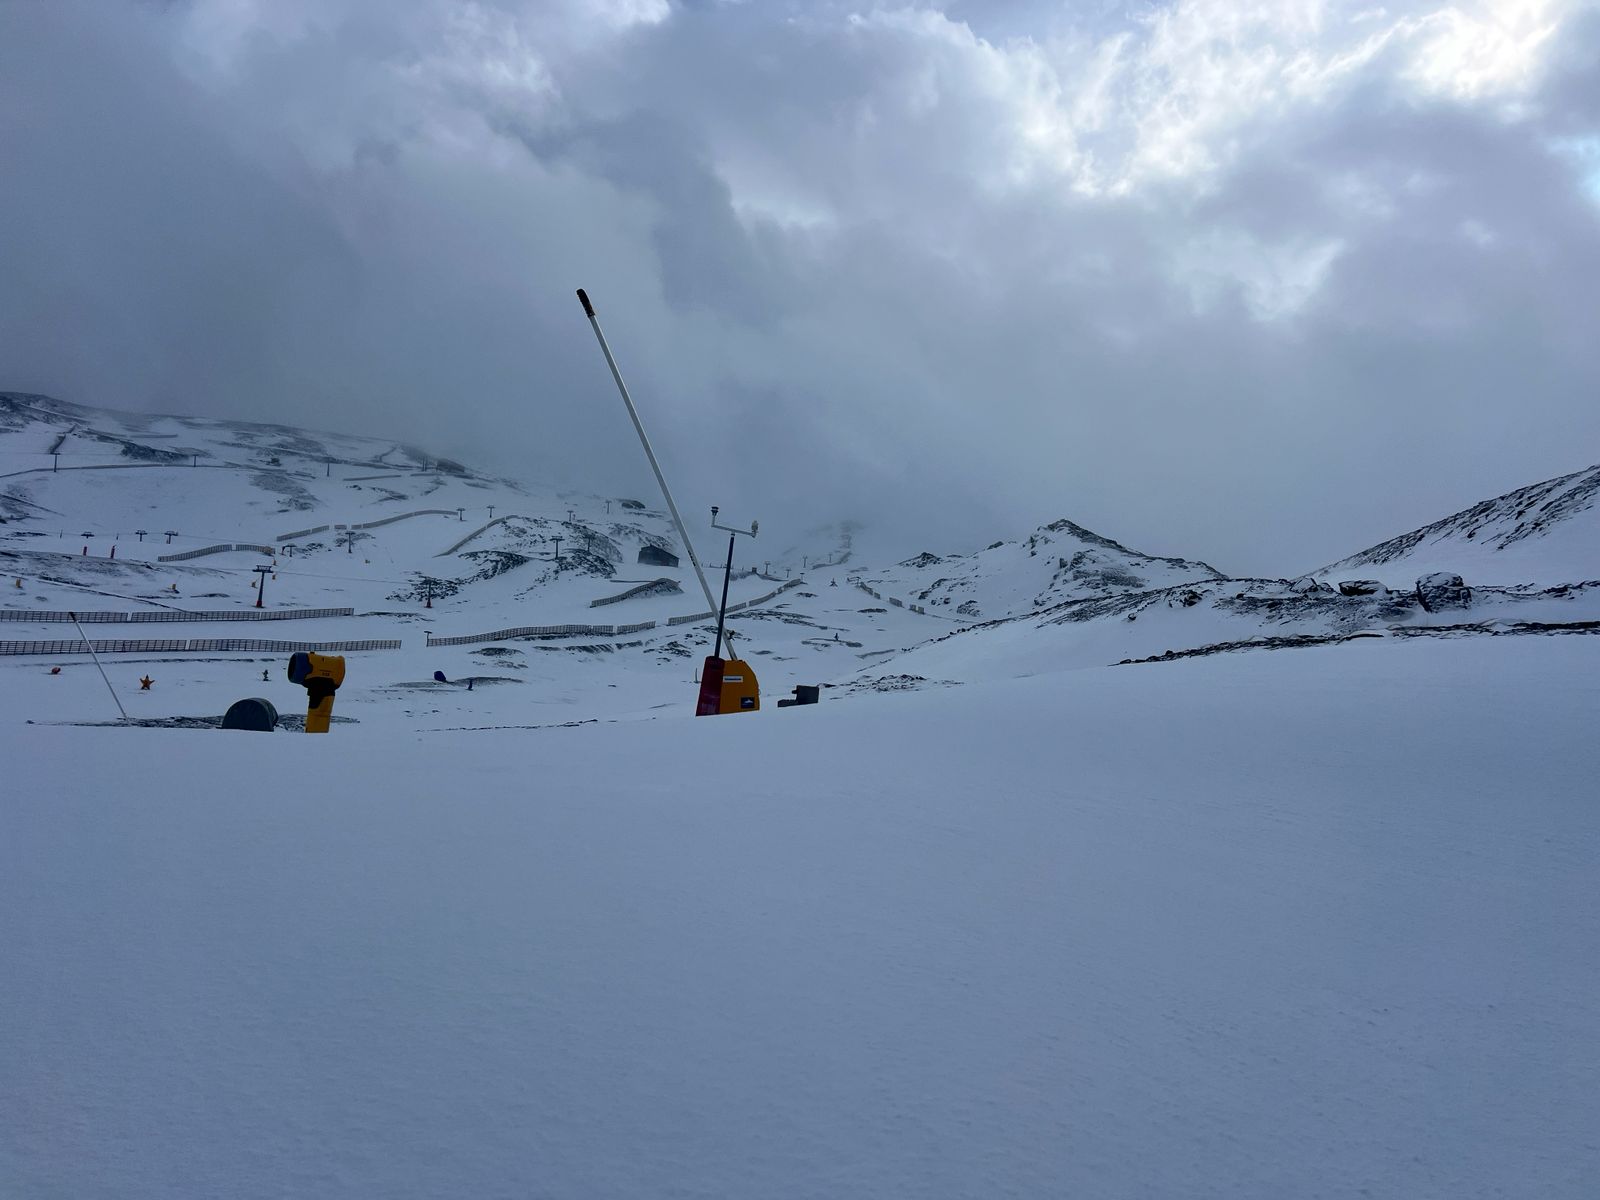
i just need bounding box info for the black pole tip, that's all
[576,288,594,317]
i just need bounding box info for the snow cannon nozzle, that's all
[576,288,595,318]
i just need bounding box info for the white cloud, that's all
[821,0,1583,199]
[1401,0,1569,100]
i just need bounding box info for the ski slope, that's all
[4,635,1597,1198]
[4,393,954,719]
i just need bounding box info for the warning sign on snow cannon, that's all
[696,656,759,716]
[287,651,345,733]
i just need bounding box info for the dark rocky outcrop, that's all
[1416,572,1471,612]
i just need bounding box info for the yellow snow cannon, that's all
[287,651,345,733]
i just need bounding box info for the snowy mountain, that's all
[0,393,959,726]
[7,391,1599,729]
[860,468,1600,685]
[1318,461,1600,587]
[854,518,1225,622]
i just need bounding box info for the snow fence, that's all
[425,621,659,648]
[854,581,931,615]
[436,514,529,557]
[278,509,455,542]
[1,636,400,656]
[0,607,355,624]
[590,579,680,608]
[157,542,274,562]
[427,579,805,647]
[349,509,455,531]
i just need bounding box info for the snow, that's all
[4,635,1599,1198]
[857,518,1223,621]
[1319,463,1600,588]
[3,395,937,719]
[6,394,1600,1195]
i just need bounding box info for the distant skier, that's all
[139,675,154,690]
[261,669,270,682]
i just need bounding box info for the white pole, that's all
[576,288,743,654]
[69,611,128,721]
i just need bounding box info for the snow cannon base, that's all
[696,656,759,716]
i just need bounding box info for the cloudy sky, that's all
[3,0,1598,573]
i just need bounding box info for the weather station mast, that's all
[576,287,761,714]
[708,507,757,660]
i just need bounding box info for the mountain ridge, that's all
[1318,461,1599,587]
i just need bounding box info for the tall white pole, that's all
[576,288,742,654]
[69,611,128,721]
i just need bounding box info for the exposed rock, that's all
[1337,579,1385,597]
[1416,572,1471,612]
[1289,575,1333,593]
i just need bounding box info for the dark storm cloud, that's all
[3,0,1599,574]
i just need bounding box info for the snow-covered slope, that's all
[879,572,1600,684]
[5,635,1597,1198]
[1,393,968,724]
[8,391,1598,726]
[856,518,1224,622]
[6,395,1598,1196]
[1319,462,1600,587]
